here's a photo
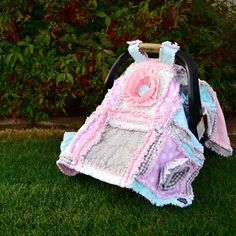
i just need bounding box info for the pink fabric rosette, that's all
[123,69,159,106]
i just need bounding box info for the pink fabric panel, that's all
[211,97,232,151]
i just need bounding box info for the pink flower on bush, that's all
[123,68,159,106]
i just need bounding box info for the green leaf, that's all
[91,0,97,8]
[56,73,66,85]
[39,97,43,105]
[17,41,28,47]
[105,16,111,29]
[103,49,115,57]
[9,93,19,98]
[26,106,33,118]
[44,34,51,44]
[66,25,76,33]
[71,93,76,99]
[16,10,23,22]
[24,47,29,56]
[81,65,86,75]
[96,11,107,18]
[96,52,102,64]
[16,52,24,64]
[29,44,34,54]
[75,65,80,74]
[11,54,17,68]
[105,16,111,30]
[6,53,13,65]
[66,73,74,84]
[39,49,44,57]
[114,9,123,17]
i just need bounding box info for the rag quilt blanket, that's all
[56,40,233,207]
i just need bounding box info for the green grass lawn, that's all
[0,136,235,236]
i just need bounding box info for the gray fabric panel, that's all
[82,125,147,177]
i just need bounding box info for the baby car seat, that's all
[57,40,232,207]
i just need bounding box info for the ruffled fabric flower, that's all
[123,68,159,106]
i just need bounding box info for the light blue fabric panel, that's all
[173,105,189,130]
[180,85,215,112]
[60,132,76,152]
[188,131,203,152]
[200,85,216,112]
[131,179,192,208]
[127,40,148,62]
[181,142,204,166]
[181,92,188,102]
[159,42,179,65]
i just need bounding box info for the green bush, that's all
[0,0,235,122]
